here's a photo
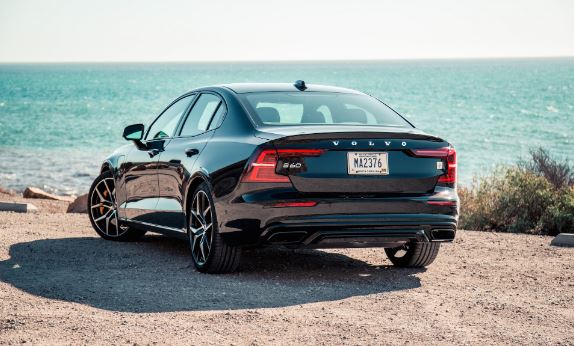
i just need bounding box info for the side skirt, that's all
[120,218,188,240]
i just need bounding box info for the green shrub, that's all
[540,188,574,235]
[459,149,574,235]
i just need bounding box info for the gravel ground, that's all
[0,201,573,345]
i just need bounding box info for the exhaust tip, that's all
[431,229,455,241]
[267,231,307,244]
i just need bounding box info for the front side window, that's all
[179,94,222,137]
[146,95,194,140]
[239,92,412,128]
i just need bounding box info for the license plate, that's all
[347,152,389,175]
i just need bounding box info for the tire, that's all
[187,182,241,274]
[88,170,146,241]
[385,242,440,267]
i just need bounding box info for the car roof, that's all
[218,83,364,95]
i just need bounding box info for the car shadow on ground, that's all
[0,235,424,313]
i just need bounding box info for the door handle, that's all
[185,148,199,157]
[147,148,160,158]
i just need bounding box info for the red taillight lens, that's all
[272,201,318,208]
[277,149,325,157]
[427,200,457,206]
[411,148,450,157]
[242,148,326,183]
[411,147,457,185]
[242,149,290,183]
[438,147,456,184]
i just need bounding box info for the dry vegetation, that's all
[460,148,574,235]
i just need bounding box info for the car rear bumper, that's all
[215,186,458,248]
[262,213,456,248]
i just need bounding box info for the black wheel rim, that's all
[189,190,214,266]
[89,177,125,237]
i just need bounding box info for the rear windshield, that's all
[239,92,412,128]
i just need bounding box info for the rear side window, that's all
[179,94,222,137]
[208,102,227,130]
[240,92,412,128]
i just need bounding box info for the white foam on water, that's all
[546,105,559,113]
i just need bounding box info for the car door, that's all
[155,92,227,230]
[118,94,195,224]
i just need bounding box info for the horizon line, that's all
[1,55,573,65]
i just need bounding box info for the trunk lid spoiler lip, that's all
[256,130,444,143]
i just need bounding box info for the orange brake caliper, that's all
[100,190,108,215]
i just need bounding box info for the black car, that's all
[88,81,458,273]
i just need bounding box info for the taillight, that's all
[411,147,457,185]
[242,148,326,183]
[438,147,456,184]
[276,149,325,157]
[242,149,290,183]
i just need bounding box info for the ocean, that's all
[0,58,573,195]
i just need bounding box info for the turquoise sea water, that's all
[0,59,573,195]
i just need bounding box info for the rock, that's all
[550,233,574,248]
[23,187,74,202]
[67,194,89,213]
[0,186,16,195]
[0,201,39,213]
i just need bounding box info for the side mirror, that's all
[123,124,144,141]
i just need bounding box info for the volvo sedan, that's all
[88,81,458,273]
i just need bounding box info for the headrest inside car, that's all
[337,108,368,124]
[301,110,326,123]
[256,107,280,123]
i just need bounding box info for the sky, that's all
[0,0,573,62]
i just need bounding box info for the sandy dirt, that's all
[0,199,573,345]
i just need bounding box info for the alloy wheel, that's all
[189,190,214,266]
[89,177,125,237]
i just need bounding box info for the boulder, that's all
[0,201,38,213]
[0,186,16,196]
[67,193,89,213]
[23,187,74,202]
[550,233,574,248]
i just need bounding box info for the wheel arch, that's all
[184,172,212,222]
[100,155,124,178]
[100,161,113,174]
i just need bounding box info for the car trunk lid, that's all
[264,128,449,194]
